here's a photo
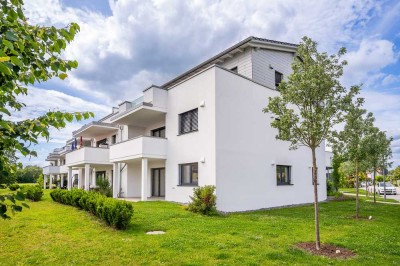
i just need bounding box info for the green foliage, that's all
[0,184,7,189]
[0,190,28,219]
[326,180,334,194]
[331,153,343,191]
[263,36,359,249]
[8,183,19,191]
[37,174,44,188]
[94,177,112,197]
[15,165,42,183]
[50,189,133,230]
[188,185,217,215]
[21,185,43,201]
[0,0,94,189]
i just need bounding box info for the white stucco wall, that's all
[214,67,327,212]
[165,67,217,203]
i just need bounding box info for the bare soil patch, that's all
[296,242,355,259]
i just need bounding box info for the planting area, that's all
[0,190,399,265]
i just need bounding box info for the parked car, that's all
[376,182,397,195]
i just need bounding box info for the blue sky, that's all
[17,0,400,168]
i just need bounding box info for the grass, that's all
[340,188,399,203]
[1,189,399,265]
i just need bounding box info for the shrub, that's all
[95,177,112,197]
[8,183,20,191]
[50,189,133,230]
[0,184,7,189]
[37,175,44,188]
[21,185,43,201]
[188,185,217,215]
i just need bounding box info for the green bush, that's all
[0,184,7,189]
[21,185,43,201]
[8,183,20,191]
[188,185,217,215]
[94,177,112,197]
[50,189,133,230]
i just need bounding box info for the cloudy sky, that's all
[18,0,400,167]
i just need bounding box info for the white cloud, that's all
[382,74,400,86]
[23,0,381,104]
[342,39,398,85]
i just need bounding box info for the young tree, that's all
[264,37,358,250]
[0,0,93,218]
[362,128,392,203]
[336,99,374,218]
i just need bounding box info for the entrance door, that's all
[151,168,165,197]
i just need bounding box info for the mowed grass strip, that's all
[0,189,399,265]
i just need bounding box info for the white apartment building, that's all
[43,37,327,212]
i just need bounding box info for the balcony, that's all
[43,165,60,175]
[73,121,119,138]
[110,86,167,126]
[109,136,167,162]
[66,147,111,167]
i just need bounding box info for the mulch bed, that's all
[296,242,356,259]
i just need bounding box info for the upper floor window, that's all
[230,66,238,73]
[152,127,166,138]
[275,71,283,88]
[96,138,107,147]
[277,165,291,185]
[179,163,198,186]
[179,108,198,135]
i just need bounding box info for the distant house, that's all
[43,37,327,212]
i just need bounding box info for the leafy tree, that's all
[264,37,358,250]
[338,161,356,188]
[336,99,374,218]
[361,128,392,203]
[15,165,42,183]
[389,166,400,184]
[330,152,343,191]
[0,0,93,218]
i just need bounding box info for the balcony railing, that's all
[66,147,111,166]
[109,136,167,162]
[43,165,60,175]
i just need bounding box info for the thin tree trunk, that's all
[355,161,359,219]
[311,147,321,250]
[373,168,376,203]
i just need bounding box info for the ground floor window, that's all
[96,171,106,183]
[179,163,198,186]
[277,165,291,185]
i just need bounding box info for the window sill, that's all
[177,184,199,187]
[177,130,198,136]
[277,184,294,186]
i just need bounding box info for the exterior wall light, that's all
[200,100,205,107]
[200,157,206,163]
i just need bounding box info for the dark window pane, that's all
[179,109,198,134]
[277,165,291,185]
[179,163,198,185]
[230,66,238,73]
[275,71,283,88]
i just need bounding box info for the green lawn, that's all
[1,190,399,265]
[340,188,399,203]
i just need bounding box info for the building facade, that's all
[43,37,327,212]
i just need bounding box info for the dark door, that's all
[152,168,165,197]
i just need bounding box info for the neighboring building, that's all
[42,146,70,188]
[43,37,327,212]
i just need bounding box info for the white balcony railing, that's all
[42,165,60,175]
[66,147,111,166]
[109,136,167,162]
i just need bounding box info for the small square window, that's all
[275,71,283,88]
[179,163,198,186]
[277,165,291,185]
[179,109,198,135]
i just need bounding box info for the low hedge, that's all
[21,185,43,201]
[50,189,133,230]
[9,183,20,191]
